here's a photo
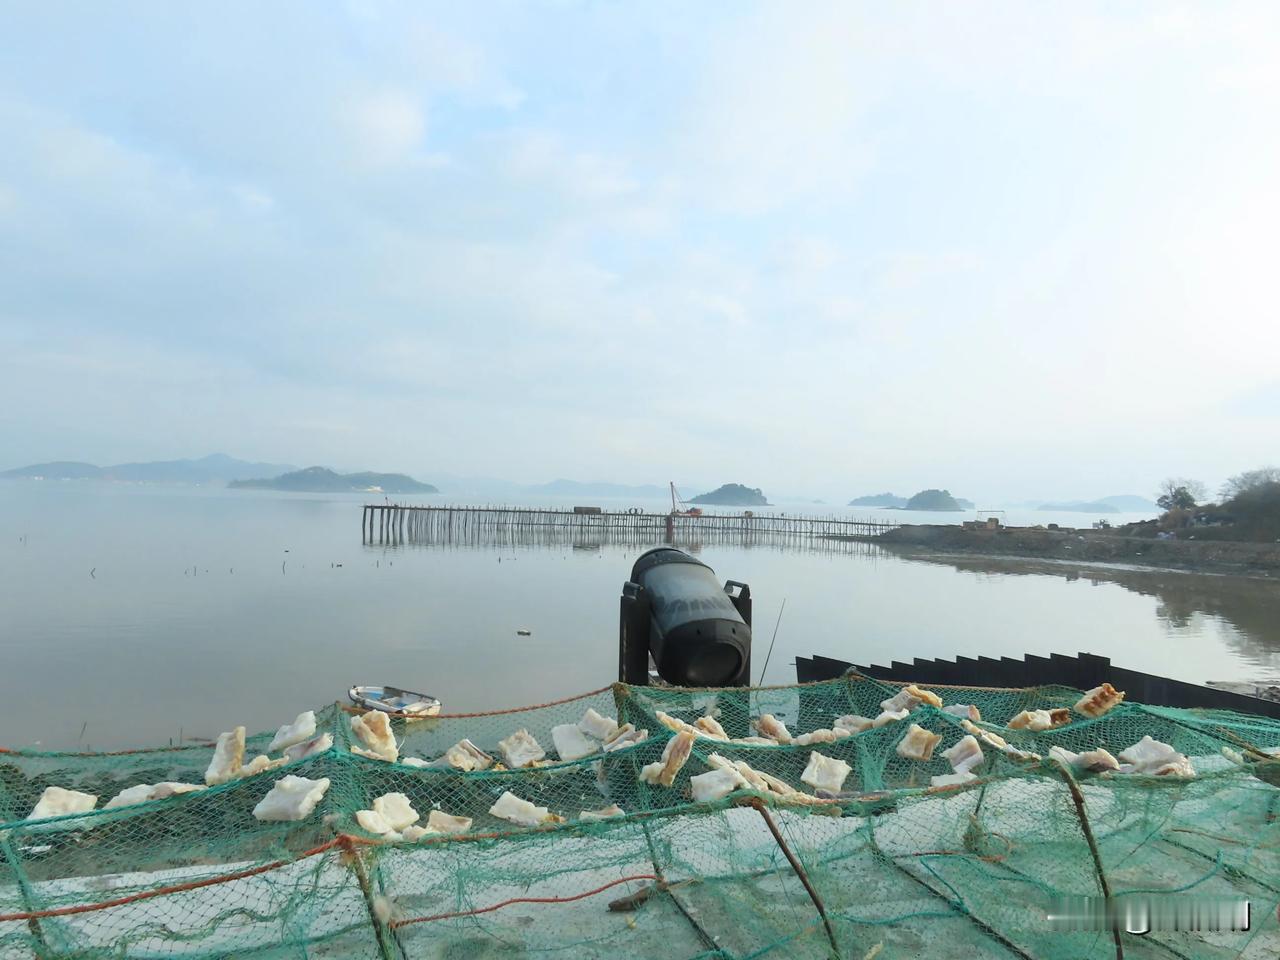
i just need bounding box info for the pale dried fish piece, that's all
[253,776,330,822]
[961,719,1039,762]
[497,729,546,769]
[285,733,333,762]
[578,708,620,742]
[442,739,493,772]
[691,767,749,802]
[356,809,396,835]
[753,714,792,743]
[488,791,563,827]
[732,736,779,745]
[896,724,943,762]
[941,704,982,722]
[906,684,943,708]
[29,786,98,820]
[372,793,419,831]
[603,725,648,752]
[1007,709,1070,732]
[426,810,472,834]
[873,708,909,728]
[801,751,853,793]
[1118,736,1195,777]
[579,805,625,821]
[350,712,398,763]
[268,710,317,753]
[793,729,838,746]
[639,730,696,787]
[941,735,984,774]
[880,689,921,713]
[693,716,730,740]
[930,772,977,788]
[1049,746,1121,774]
[834,715,875,734]
[1074,683,1126,718]
[205,727,246,785]
[104,784,156,810]
[552,723,599,761]
[656,711,695,734]
[401,825,430,841]
[151,782,203,800]
[240,755,288,778]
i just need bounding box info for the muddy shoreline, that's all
[840,524,1280,580]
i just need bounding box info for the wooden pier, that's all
[361,504,899,550]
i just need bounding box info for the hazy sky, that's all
[1,2,1276,501]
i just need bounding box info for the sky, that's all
[0,1,1277,503]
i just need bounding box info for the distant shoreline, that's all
[837,524,1280,579]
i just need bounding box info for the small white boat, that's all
[349,684,442,716]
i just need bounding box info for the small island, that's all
[848,492,908,508]
[902,489,969,511]
[230,466,438,494]
[688,483,770,506]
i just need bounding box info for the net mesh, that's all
[3,674,1279,959]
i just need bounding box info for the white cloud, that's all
[342,89,428,166]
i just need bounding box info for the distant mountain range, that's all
[1037,495,1156,513]
[229,467,437,494]
[1,454,297,484]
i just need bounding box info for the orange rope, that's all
[0,839,343,922]
[389,874,659,928]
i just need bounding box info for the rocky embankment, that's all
[868,524,1280,579]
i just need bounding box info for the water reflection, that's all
[879,548,1280,676]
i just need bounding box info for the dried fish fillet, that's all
[350,712,398,763]
[896,724,943,762]
[753,714,793,743]
[552,723,599,761]
[1050,746,1121,773]
[603,724,648,752]
[284,733,333,762]
[880,689,921,713]
[1007,709,1070,732]
[656,711,694,734]
[834,715,874,734]
[793,729,838,746]
[489,791,562,827]
[104,784,157,810]
[205,727,247,785]
[29,786,97,820]
[941,735,984,774]
[151,782,203,800]
[873,708,909,728]
[941,704,981,722]
[356,809,395,835]
[443,739,494,772]
[1118,736,1195,777]
[732,736,779,745]
[1074,683,1125,719]
[372,792,419,831]
[239,755,288,778]
[961,719,1039,762]
[691,767,748,802]
[801,751,853,793]
[400,825,430,841]
[497,729,546,769]
[693,716,730,740]
[579,805,625,821]
[268,711,317,753]
[578,708,620,742]
[639,730,696,787]
[252,776,330,822]
[426,810,473,834]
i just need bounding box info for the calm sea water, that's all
[2,483,1277,750]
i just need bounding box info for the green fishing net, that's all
[2,674,1279,958]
